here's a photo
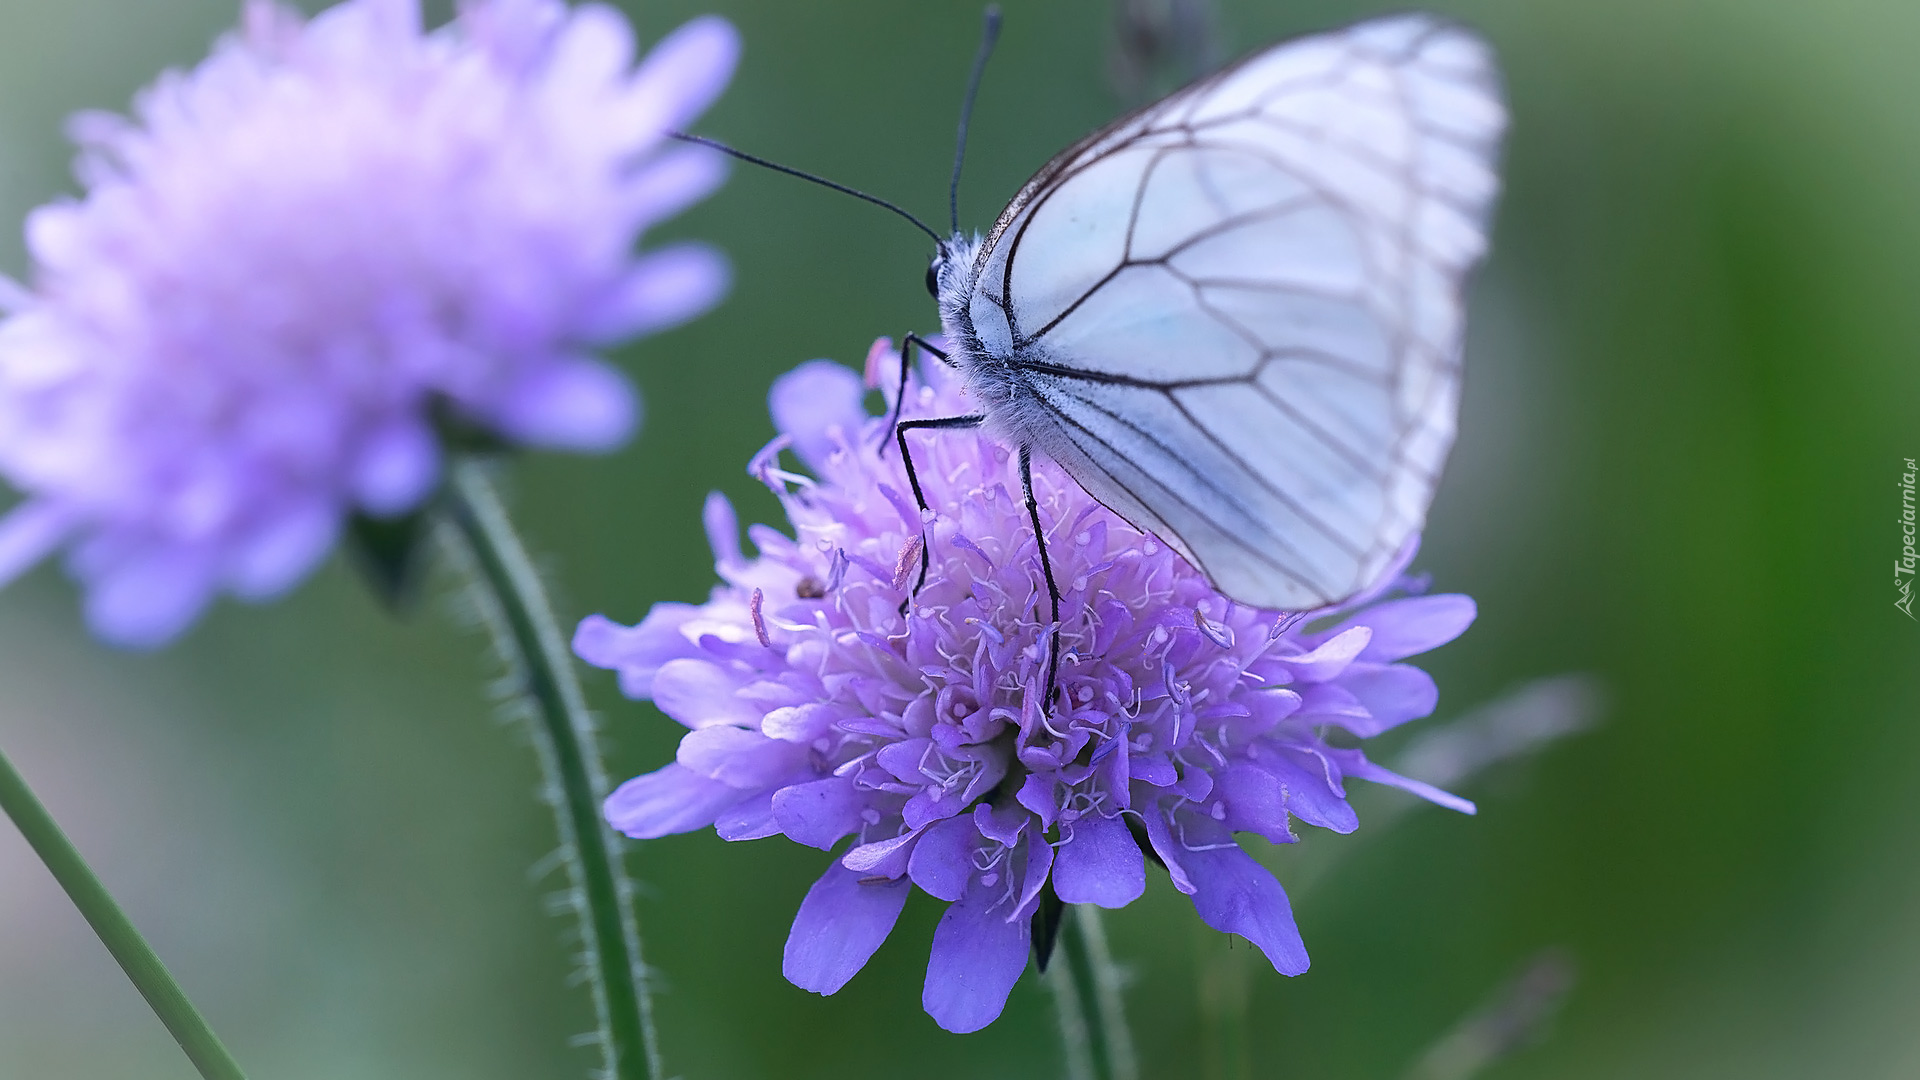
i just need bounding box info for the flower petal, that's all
[227,499,338,601]
[1013,824,1055,919]
[1335,750,1477,815]
[783,862,910,995]
[1140,803,1195,895]
[619,15,740,141]
[583,242,729,341]
[1015,772,1058,828]
[544,3,635,102]
[1215,763,1298,842]
[1338,662,1440,736]
[973,801,1027,847]
[841,827,923,879]
[760,702,840,743]
[675,725,804,787]
[1351,594,1477,662]
[772,776,864,850]
[84,545,218,649]
[350,418,439,516]
[701,490,745,574]
[922,878,1031,1033]
[1242,687,1302,735]
[1264,751,1359,834]
[714,791,779,841]
[908,814,978,902]
[0,501,72,589]
[572,605,701,698]
[1283,626,1371,682]
[619,145,729,235]
[768,360,865,473]
[603,763,741,839]
[1053,813,1145,908]
[490,358,637,452]
[1180,818,1310,976]
[651,657,761,728]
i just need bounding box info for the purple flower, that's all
[0,0,738,646]
[578,343,1478,1033]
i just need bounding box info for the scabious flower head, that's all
[0,0,738,646]
[577,344,1478,1033]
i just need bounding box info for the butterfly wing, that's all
[961,15,1504,610]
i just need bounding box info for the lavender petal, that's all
[922,879,1032,1033]
[1054,813,1146,907]
[783,862,911,995]
[603,762,743,839]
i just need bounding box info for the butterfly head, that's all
[926,233,982,344]
[927,233,979,299]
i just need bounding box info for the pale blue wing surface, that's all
[959,14,1505,609]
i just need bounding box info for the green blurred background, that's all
[1,0,1916,1077]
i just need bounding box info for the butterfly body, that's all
[921,13,1505,614]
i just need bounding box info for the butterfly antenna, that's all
[949,6,1003,235]
[672,132,944,246]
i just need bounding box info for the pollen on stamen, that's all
[892,534,925,592]
[749,588,771,647]
[1268,611,1307,641]
[1195,608,1236,649]
[862,337,894,388]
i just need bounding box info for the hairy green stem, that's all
[1047,930,1097,1080]
[1052,904,1138,1080]
[1196,929,1253,1080]
[445,461,659,1080]
[1076,905,1139,1080]
[0,744,247,1080]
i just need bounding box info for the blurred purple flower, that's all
[577,343,1477,1033]
[0,0,738,646]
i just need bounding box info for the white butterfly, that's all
[894,13,1505,625]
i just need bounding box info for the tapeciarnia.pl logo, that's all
[1899,457,1917,619]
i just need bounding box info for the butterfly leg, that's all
[893,413,985,615]
[878,333,952,454]
[1020,445,1065,712]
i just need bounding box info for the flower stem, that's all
[0,743,247,1080]
[1077,905,1139,1080]
[1046,937,1096,1080]
[1051,904,1139,1080]
[444,461,659,1080]
[1197,927,1253,1080]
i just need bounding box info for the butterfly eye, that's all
[924,262,941,298]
